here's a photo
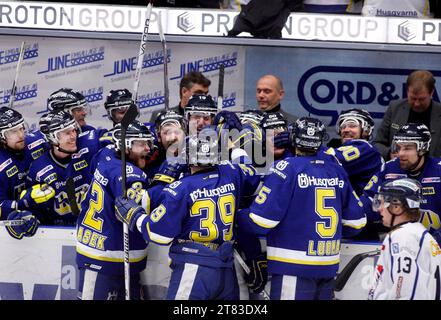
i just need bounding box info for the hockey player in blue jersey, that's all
[76,119,158,300]
[0,107,54,238]
[27,110,95,225]
[362,123,441,241]
[237,117,366,300]
[114,133,262,300]
[326,108,384,196]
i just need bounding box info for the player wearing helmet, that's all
[237,117,366,300]
[26,110,95,225]
[362,123,441,241]
[0,107,54,239]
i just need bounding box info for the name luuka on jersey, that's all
[325,139,384,195]
[138,162,261,267]
[239,156,366,278]
[362,157,441,232]
[369,222,441,300]
[76,149,154,276]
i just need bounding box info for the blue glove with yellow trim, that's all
[153,158,188,185]
[114,196,145,232]
[6,210,40,240]
[17,184,55,210]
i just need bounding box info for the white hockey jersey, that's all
[369,221,441,300]
[361,0,432,17]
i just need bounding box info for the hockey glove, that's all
[244,253,268,294]
[214,111,243,132]
[6,210,40,240]
[17,184,55,210]
[153,158,188,184]
[273,130,294,149]
[114,196,146,232]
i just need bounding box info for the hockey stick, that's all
[334,249,381,292]
[0,220,25,227]
[217,64,225,112]
[233,249,271,300]
[133,0,154,106]
[120,103,139,301]
[157,13,169,111]
[9,41,26,109]
[65,177,80,216]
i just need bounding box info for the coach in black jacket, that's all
[373,70,441,160]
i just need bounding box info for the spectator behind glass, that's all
[373,70,441,160]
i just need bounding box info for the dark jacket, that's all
[266,104,298,124]
[373,98,441,160]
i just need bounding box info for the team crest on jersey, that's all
[0,158,12,172]
[391,243,400,254]
[430,240,441,256]
[6,165,18,177]
[385,173,407,180]
[73,160,88,171]
[422,177,441,183]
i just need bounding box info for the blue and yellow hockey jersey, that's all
[238,155,366,278]
[362,157,441,233]
[139,162,261,268]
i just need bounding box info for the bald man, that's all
[256,75,298,123]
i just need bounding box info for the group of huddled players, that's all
[1,81,441,300]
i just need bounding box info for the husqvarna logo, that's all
[398,21,416,41]
[177,12,195,33]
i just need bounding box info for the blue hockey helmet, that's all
[112,120,153,152]
[184,94,217,120]
[47,88,88,114]
[185,132,219,167]
[104,89,133,122]
[44,109,78,145]
[0,107,26,142]
[336,108,374,140]
[373,178,422,212]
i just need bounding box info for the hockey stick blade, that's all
[158,13,170,111]
[0,220,25,227]
[217,64,225,112]
[65,177,80,216]
[334,249,380,292]
[9,41,26,109]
